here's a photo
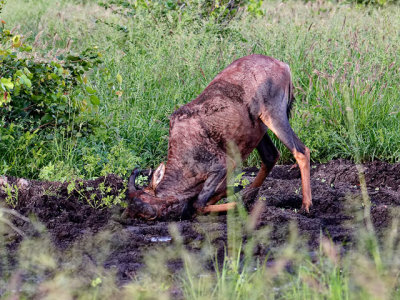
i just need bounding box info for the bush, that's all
[0,5,102,132]
[98,0,264,28]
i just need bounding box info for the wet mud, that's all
[1,159,399,284]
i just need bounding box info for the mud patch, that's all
[1,159,400,284]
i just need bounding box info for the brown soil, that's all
[1,159,400,285]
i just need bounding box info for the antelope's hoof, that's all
[301,202,312,214]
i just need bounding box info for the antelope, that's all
[125,54,312,220]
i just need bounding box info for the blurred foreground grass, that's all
[1,194,400,299]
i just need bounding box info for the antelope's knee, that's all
[293,146,310,166]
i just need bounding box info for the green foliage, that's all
[2,173,400,299]
[1,181,18,207]
[233,172,250,188]
[303,0,398,5]
[1,0,400,180]
[98,0,264,29]
[0,25,102,131]
[39,161,80,182]
[346,0,398,5]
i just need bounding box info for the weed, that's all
[1,1,400,296]
[0,0,399,179]
[234,172,250,188]
[1,182,18,208]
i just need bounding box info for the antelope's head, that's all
[124,163,166,219]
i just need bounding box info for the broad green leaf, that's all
[116,73,122,85]
[20,74,32,88]
[23,67,32,77]
[80,99,88,112]
[85,86,96,94]
[12,35,21,48]
[0,91,11,106]
[0,49,9,56]
[89,95,100,105]
[1,77,14,90]
[66,55,81,61]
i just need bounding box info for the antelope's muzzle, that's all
[123,196,159,220]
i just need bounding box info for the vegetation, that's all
[2,175,400,299]
[1,0,400,298]
[0,0,399,180]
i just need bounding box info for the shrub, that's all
[0,2,102,132]
[98,0,265,28]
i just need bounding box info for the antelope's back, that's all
[168,55,292,161]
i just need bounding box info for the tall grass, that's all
[2,128,400,299]
[2,1,400,298]
[1,0,399,179]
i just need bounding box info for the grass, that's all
[2,190,400,299]
[1,0,399,180]
[1,1,400,297]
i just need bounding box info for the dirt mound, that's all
[1,160,400,283]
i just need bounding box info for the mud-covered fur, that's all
[126,54,312,220]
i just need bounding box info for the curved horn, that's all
[148,168,154,183]
[128,168,141,194]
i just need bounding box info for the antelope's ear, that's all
[150,162,165,190]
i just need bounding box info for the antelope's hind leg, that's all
[250,133,280,188]
[260,115,312,212]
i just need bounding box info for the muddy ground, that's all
[1,159,400,285]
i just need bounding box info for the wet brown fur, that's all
[126,54,312,220]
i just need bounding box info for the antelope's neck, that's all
[155,165,204,201]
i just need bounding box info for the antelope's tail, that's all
[287,80,295,119]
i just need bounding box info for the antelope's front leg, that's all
[193,165,226,212]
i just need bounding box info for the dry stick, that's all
[30,121,55,132]
[23,103,36,111]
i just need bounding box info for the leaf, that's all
[66,54,81,61]
[80,99,88,112]
[21,45,32,52]
[89,95,100,105]
[12,35,21,48]
[116,73,122,85]
[91,277,102,287]
[20,74,32,88]
[1,77,14,90]
[85,86,96,94]
[0,91,11,106]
